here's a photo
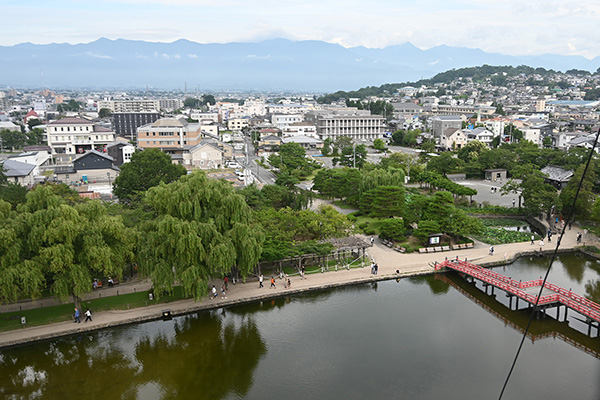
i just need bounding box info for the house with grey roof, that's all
[1,159,40,185]
[540,165,574,189]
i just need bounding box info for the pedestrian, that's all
[548,232,552,242]
[370,236,374,247]
[287,278,291,289]
[576,233,582,243]
[259,274,264,288]
[301,265,306,279]
[512,199,515,207]
[211,285,217,299]
[221,285,227,299]
[531,234,535,245]
[568,220,572,230]
[374,263,379,275]
[270,276,276,289]
[539,239,544,250]
[371,262,375,275]
[74,307,81,323]
[224,276,229,291]
[84,308,92,322]
[108,277,114,287]
[489,246,494,256]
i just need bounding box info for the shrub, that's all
[347,214,357,222]
[358,222,369,230]
[364,228,376,235]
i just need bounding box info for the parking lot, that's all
[457,179,522,208]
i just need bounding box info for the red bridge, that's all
[435,258,600,336]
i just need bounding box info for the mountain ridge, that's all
[0,38,598,91]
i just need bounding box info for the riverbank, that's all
[0,226,595,349]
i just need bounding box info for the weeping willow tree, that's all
[0,185,136,306]
[359,168,405,194]
[139,171,264,300]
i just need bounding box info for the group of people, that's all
[257,274,291,290]
[370,262,379,275]
[73,307,92,323]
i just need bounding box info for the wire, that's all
[497,127,600,400]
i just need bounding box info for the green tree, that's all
[457,140,488,163]
[26,127,45,145]
[183,97,200,108]
[113,148,187,203]
[333,144,367,168]
[373,138,386,152]
[26,118,42,131]
[0,186,135,305]
[558,162,596,219]
[0,183,28,209]
[65,99,81,112]
[312,168,361,203]
[98,108,113,118]
[379,218,406,241]
[139,172,264,299]
[201,94,216,106]
[427,153,463,175]
[360,186,405,218]
[0,129,27,151]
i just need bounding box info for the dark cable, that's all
[498,127,600,400]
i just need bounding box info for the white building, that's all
[46,117,115,155]
[97,100,160,113]
[305,110,385,141]
[281,122,318,139]
[271,114,303,130]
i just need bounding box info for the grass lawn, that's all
[0,287,187,332]
[353,215,384,235]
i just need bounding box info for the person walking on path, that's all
[489,246,494,256]
[211,285,218,299]
[287,278,291,289]
[224,276,229,291]
[84,308,92,322]
[539,239,544,251]
[531,234,535,245]
[74,308,81,323]
[301,265,306,279]
[370,236,374,247]
[374,263,378,275]
[270,276,276,289]
[221,285,227,299]
[259,274,264,288]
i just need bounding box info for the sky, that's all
[3,0,600,59]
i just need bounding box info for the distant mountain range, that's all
[0,38,598,92]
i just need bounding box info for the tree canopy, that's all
[137,172,264,300]
[113,148,187,203]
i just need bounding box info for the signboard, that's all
[429,236,440,245]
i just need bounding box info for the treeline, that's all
[317,64,591,103]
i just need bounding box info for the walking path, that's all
[0,225,595,348]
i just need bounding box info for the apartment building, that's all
[137,118,202,150]
[431,116,463,138]
[47,117,115,154]
[304,110,385,141]
[113,112,161,140]
[98,100,160,113]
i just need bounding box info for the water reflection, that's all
[0,311,266,400]
[437,271,600,358]
[409,274,450,295]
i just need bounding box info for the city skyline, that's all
[3,0,600,59]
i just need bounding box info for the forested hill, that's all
[316,65,597,103]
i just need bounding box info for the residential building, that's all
[0,159,39,185]
[158,99,183,112]
[227,117,249,132]
[281,122,318,138]
[46,117,115,154]
[180,142,225,169]
[257,135,282,157]
[431,116,462,138]
[465,127,495,147]
[541,165,574,189]
[271,114,303,130]
[54,150,120,184]
[137,118,203,151]
[440,128,468,150]
[113,112,160,140]
[106,142,135,166]
[304,110,385,141]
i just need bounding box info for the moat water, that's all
[1,254,599,399]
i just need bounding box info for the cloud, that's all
[187,54,198,58]
[246,54,272,60]
[85,52,112,59]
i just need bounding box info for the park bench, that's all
[442,246,451,251]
